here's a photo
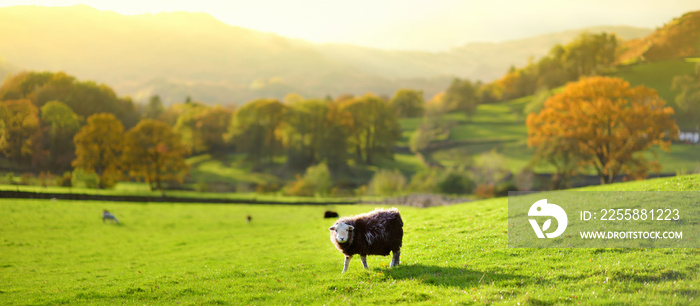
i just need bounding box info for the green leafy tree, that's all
[443,78,479,117]
[72,113,124,188]
[281,99,332,168]
[144,95,165,119]
[318,101,349,170]
[122,119,189,190]
[194,105,233,152]
[389,89,425,118]
[672,63,700,129]
[226,99,286,166]
[40,101,81,171]
[339,94,401,164]
[173,102,207,153]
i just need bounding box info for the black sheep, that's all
[328,208,403,273]
[324,211,339,218]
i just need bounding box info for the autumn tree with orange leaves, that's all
[122,119,189,191]
[527,76,679,185]
[73,113,124,188]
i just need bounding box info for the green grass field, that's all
[1,175,698,304]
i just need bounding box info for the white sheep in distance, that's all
[328,208,403,273]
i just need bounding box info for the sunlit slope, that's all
[618,10,700,64]
[0,175,697,304]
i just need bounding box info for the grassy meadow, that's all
[1,174,698,304]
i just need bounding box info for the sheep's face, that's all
[329,222,354,244]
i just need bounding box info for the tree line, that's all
[0,71,432,190]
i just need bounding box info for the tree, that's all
[40,101,81,171]
[318,101,349,170]
[530,136,579,189]
[122,119,189,190]
[194,105,233,152]
[339,94,401,164]
[442,78,479,117]
[144,95,165,119]
[173,102,207,153]
[389,89,425,118]
[527,77,679,184]
[72,113,124,188]
[226,99,286,166]
[0,99,42,165]
[561,32,618,78]
[281,99,330,169]
[672,63,700,130]
[0,71,138,128]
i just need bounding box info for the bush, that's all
[99,173,118,189]
[71,169,99,189]
[367,169,406,196]
[515,168,535,191]
[38,172,55,187]
[495,180,518,197]
[56,172,72,187]
[304,162,332,196]
[1,173,15,185]
[473,151,511,186]
[255,182,281,194]
[284,162,333,197]
[474,183,495,199]
[285,175,315,197]
[436,171,475,194]
[408,168,441,193]
[20,173,36,186]
[196,182,210,192]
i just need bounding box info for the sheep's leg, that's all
[390,249,400,267]
[360,256,369,270]
[342,256,352,273]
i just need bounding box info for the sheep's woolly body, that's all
[329,208,403,272]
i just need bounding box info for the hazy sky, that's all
[2,0,699,51]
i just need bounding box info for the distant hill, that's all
[618,11,700,64]
[0,5,652,105]
[0,56,16,82]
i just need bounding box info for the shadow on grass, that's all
[381,264,532,289]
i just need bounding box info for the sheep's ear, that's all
[348,225,354,231]
[329,226,335,231]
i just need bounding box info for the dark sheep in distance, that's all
[324,211,339,218]
[246,215,252,223]
[328,208,403,273]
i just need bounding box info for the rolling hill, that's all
[0,5,651,105]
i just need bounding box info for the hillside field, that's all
[186,89,700,190]
[1,174,698,304]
